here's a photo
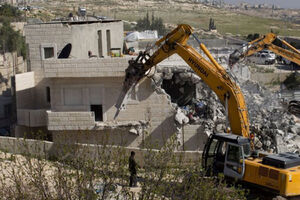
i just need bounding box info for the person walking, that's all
[129,151,138,187]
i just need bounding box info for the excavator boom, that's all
[229,33,300,66]
[115,24,250,138]
[115,24,300,197]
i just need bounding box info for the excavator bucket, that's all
[229,49,241,66]
[229,49,243,66]
[114,51,150,119]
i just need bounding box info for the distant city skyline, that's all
[223,0,300,9]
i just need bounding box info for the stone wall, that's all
[25,21,124,80]
[70,21,123,59]
[47,111,95,130]
[0,136,202,166]
[15,72,35,109]
[250,72,291,85]
[24,21,124,110]
[48,77,178,148]
[47,76,208,150]
[17,109,47,127]
[21,21,208,151]
[0,52,25,94]
[44,57,129,78]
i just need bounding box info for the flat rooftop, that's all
[27,19,122,26]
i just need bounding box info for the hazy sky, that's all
[224,0,300,9]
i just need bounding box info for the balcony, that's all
[43,57,132,78]
[17,109,47,127]
[47,111,95,130]
[47,111,148,131]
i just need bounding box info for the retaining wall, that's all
[251,72,291,85]
[0,136,202,166]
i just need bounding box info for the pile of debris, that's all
[152,65,227,146]
[232,64,300,153]
[151,61,300,153]
[240,78,300,153]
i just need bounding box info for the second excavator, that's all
[229,32,300,67]
[229,32,300,117]
[115,24,300,197]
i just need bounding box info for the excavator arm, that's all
[229,33,300,66]
[115,24,250,138]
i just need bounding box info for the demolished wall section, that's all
[49,76,208,150]
[152,55,300,153]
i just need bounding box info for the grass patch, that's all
[249,65,275,73]
[29,1,300,37]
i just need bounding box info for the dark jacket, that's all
[129,155,137,174]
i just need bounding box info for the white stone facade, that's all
[15,20,207,150]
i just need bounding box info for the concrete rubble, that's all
[232,64,300,153]
[149,55,300,152]
[95,120,149,136]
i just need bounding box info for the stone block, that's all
[0,137,15,153]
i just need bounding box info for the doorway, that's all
[90,105,103,121]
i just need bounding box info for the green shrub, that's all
[0,20,26,58]
[0,133,246,200]
[283,72,300,89]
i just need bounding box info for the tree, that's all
[246,33,260,41]
[0,3,23,22]
[151,12,154,24]
[135,13,151,31]
[136,12,166,36]
[0,134,247,200]
[209,18,216,31]
[0,20,26,58]
[150,17,166,36]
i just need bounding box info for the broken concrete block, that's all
[129,128,138,135]
[289,126,300,134]
[276,129,285,136]
[175,109,189,125]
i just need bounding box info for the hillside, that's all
[28,0,300,37]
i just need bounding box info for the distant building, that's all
[0,0,45,5]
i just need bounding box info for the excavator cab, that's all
[202,133,251,180]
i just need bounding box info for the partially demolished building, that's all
[15,20,208,150]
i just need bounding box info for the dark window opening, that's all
[91,105,103,121]
[98,30,103,57]
[44,47,54,59]
[46,87,51,103]
[106,30,111,56]
[227,145,241,163]
[26,43,31,71]
[162,73,196,107]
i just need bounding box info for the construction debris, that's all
[95,120,149,136]
[149,56,300,153]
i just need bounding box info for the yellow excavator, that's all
[229,32,300,66]
[115,24,300,197]
[229,33,300,117]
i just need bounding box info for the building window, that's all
[106,30,111,56]
[41,44,57,60]
[90,105,103,122]
[46,87,51,103]
[44,47,54,59]
[98,30,103,57]
[227,145,241,163]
